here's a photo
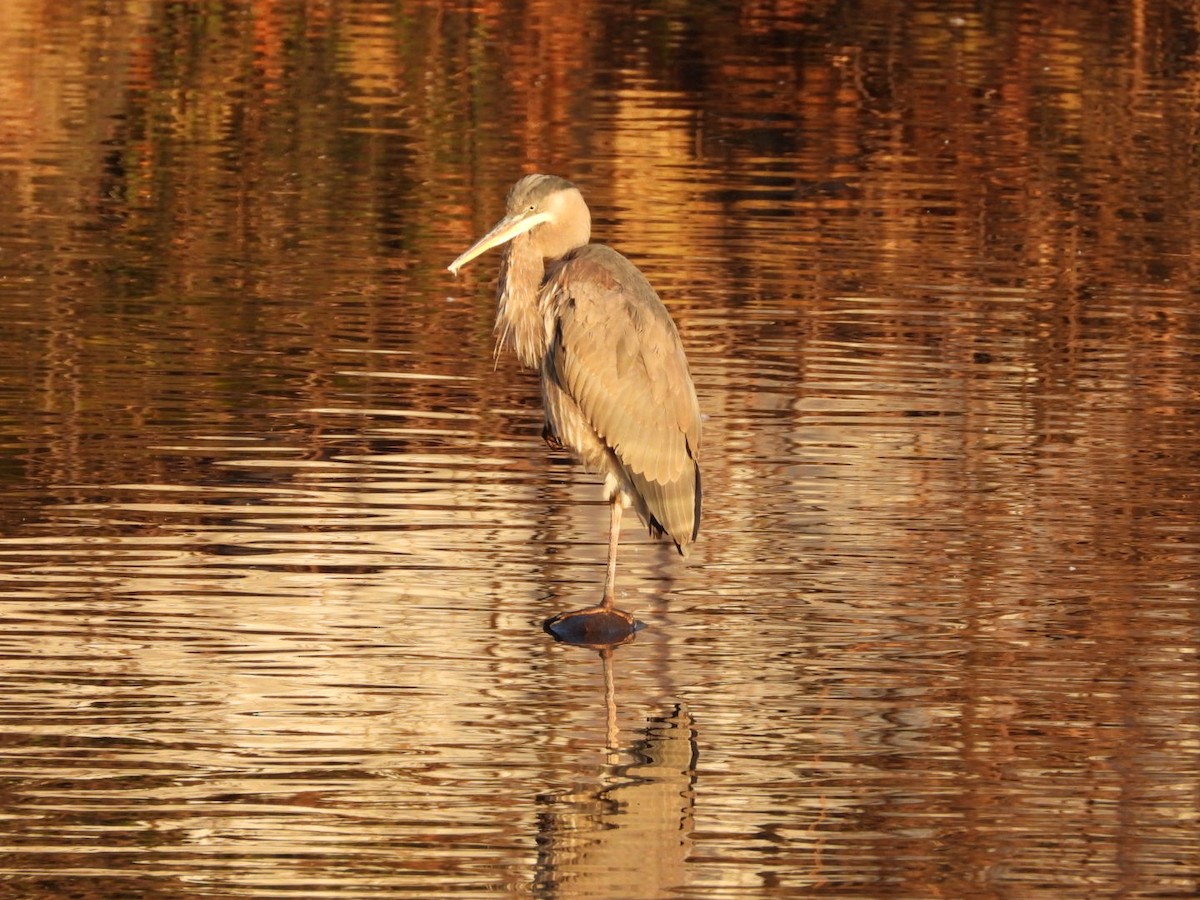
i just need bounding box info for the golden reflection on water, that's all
[1,1,1199,898]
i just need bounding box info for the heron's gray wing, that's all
[544,245,701,545]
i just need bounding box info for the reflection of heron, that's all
[450,175,701,615]
[533,700,698,895]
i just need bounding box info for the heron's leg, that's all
[602,497,622,608]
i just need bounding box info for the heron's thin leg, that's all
[602,498,622,608]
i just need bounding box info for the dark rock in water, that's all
[544,605,643,648]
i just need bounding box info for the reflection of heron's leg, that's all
[602,498,622,607]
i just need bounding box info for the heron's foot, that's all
[544,603,642,648]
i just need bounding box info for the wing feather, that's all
[542,245,701,548]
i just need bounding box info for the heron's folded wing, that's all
[544,246,701,546]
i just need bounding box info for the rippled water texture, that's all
[1,1,1198,897]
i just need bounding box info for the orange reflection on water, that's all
[0,1,1198,898]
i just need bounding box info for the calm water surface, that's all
[1,1,1198,897]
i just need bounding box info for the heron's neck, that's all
[495,239,551,369]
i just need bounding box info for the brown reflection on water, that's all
[2,1,1199,898]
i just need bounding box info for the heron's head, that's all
[448,174,592,275]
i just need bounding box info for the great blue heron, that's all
[449,174,701,616]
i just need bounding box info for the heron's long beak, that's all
[448,209,553,275]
